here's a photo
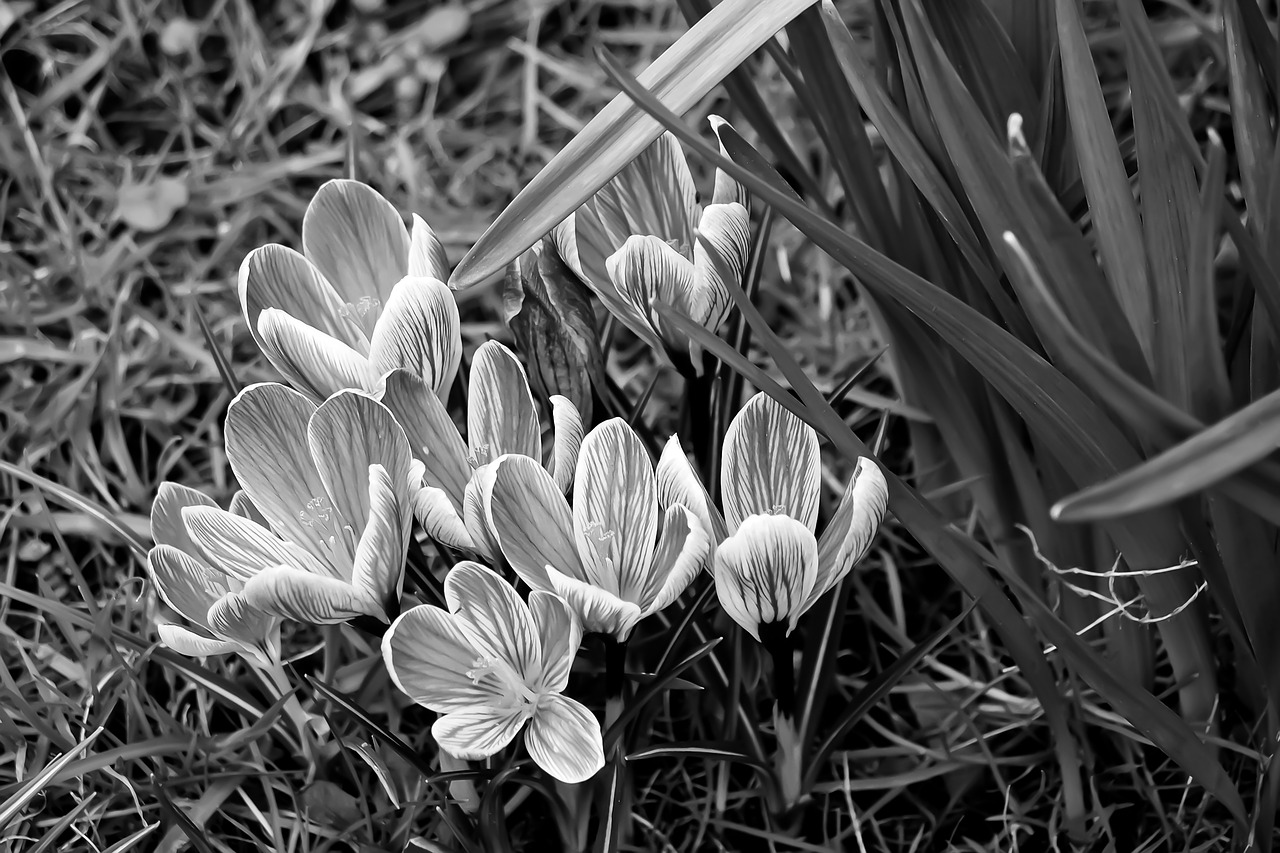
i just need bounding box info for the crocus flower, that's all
[550,123,750,373]
[484,418,709,640]
[378,340,581,561]
[147,483,279,665]
[701,393,889,641]
[239,179,461,402]
[177,382,420,625]
[383,561,604,784]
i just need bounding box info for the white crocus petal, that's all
[528,590,581,694]
[485,454,584,590]
[302,179,411,328]
[552,210,618,309]
[228,490,270,527]
[721,392,821,533]
[462,465,500,562]
[383,604,508,712]
[258,308,379,400]
[656,436,727,543]
[408,213,450,282]
[205,593,277,663]
[444,562,542,681]
[350,465,407,612]
[413,486,475,553]
[573,419,658,598]
[467,341,541,464]
[640,505,709,617]
[525,693,605,784]
[548,396,583,494]
[808,457,888,609]
[607,235,699,338]
[368,276,461,400]
[379,369,471,505]
[545,565,643,639]
[238,243,366,354]
[594,131,697,251]
[708,116,751,209]
[242,565,383,624]
[225,383,329,555]
[157,622,240,657]
[308,390,413,542]
[147,544,230,628]
[432,707,529,761]
[693,202,750,334]
[713,514,818,641]
[181,506,333,582]
[151,483,217,554]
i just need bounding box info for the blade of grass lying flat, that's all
[1054,0,1153,361]
[0,460,150,558]
[448,0,820,288]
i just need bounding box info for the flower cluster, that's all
[146,141,887,791]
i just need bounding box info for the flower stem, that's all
[603,635,630,734]
[253,656,326,776]
[681,367,719,483]
[759,621,804,810]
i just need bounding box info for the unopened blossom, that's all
[383,561,604,784]
[551,123,750,373]
[484,418,709,640]
[239,179,460,402]
[661,393,888,641]
[177,382,420,625]
[147,483,279,665]
[378,340,582,560]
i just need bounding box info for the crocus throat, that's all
[466,443,492,468]
[298,496,355,558]
[465,655,540,711]
[339,295,382,324]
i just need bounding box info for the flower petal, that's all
[606,235,699,350]
[182,506,333,582]
[157,622,239,658]
[525,693,605,784]
[444,561,542,682]
[808,457,888,609]
[408,213,451,282]
[486,454,583,590]
[572,418,657,599]
[151,483,217,553]
[368,275,461,400]
[258,308,379,401]
[413,486,475,553]
[462,465,500,562]
[308,390,414,542]
[693,201,750,334]
[379,369,471,506]
[351,465,409,614]
[713,514,818,641]
[547,396,583,494]
[432,707,528,761]
[302,179,411,332]
[147,544,231,629]
[656,436,727,543]
[383,603,506,712]
[467,341,541,464]
[228,490,270,527]
[529,590,581,694]
[640,505,709,617]
[241,564,383,624]
[544,565,643,639]
[224,382,329,555]
[206,592,278,663]
[594,131,697,251]
[721,392,820,533]
[238,243,366,353]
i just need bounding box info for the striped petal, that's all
[258,308,379,400]
[182,506,332,582]
[808,457,888,610]
[432,707,528,761]
[238,243,366,354]
[721,393,820,533]
[383,603,506,712]
[485,454,583,590]
[525,693,605,784]
[151,483,217,554]
[147,544,230,629]
[545,565,643,639]
[241,565,381,624]
[573,419,657,598]
[547,396,583,494]
[467,341,541,465]
[606,235,698,346]
[693,201,750,333]
[224,383,329,556]
[413,486,475,553]
[368,275,461,400]
[350,465,408,615]
[444,561,541,682]
[594,131,697,251]
[228,490,270,527]
[206,592,278,664]
[379,369,471,507]
[157,623,239,658]
[302,179,411,332]
[529,590,581,694]
[713,514,818,641]
[656,436,727,543]
[462,465,500,562]
[640,505,709,617]
[408,213,450,282]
